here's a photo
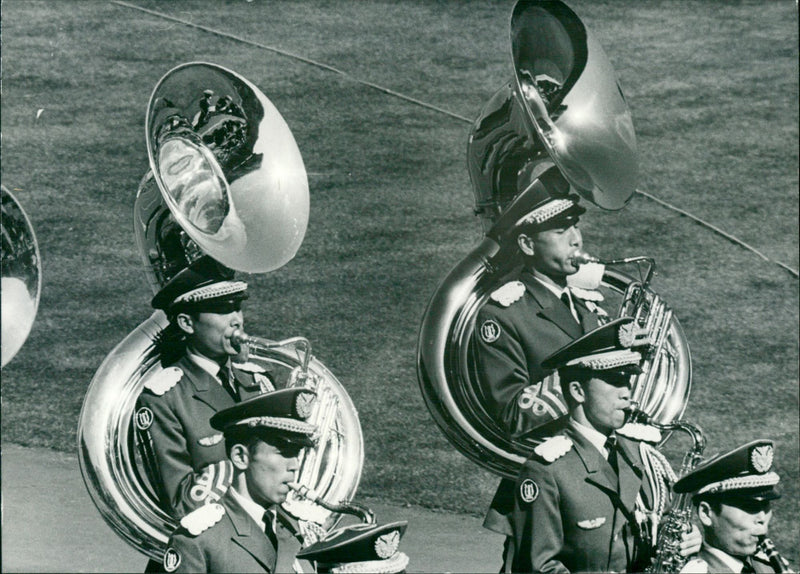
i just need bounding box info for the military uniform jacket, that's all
[136,355,277,518]
[474,269,602,536]
[474,269,602,437]
[686,545,777,573]
[510,425,654,573]
[162,490,278,573]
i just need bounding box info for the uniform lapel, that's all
[521,271,583,339]
[574,297,600,332]
[180,357,234,412]
[615,437,644,516]
[567,426,619,496]
[225,495,277,572]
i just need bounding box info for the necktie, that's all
[218,367,239,401]
[605,435,619,474]
[740,557,756,573]
[560,291,581,324]
[263,510,279,551]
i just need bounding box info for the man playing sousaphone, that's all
[135,255,283,520]
[473,166,611,566]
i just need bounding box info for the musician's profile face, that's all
[178,304,244,361]
[573,373,633,434]
[243,439,302,507]
[523,222,583,279]
[700,499,772,557]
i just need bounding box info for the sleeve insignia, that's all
[143,366,183,396]
[180,502,225,536]
[490,281,525,307]
[197,433,224,447]
[576,517,606,529]
[479,319,501,343]
[569,286,605,302]
[190,460,233,503]
[533,435,573,462]
[134,407,154,431]
[519,478,539,503]
[232,361,267,374]
[617,422,662,443]
[162,547,182,572]
[678,557,709,573]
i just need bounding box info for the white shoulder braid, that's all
[678,557,708,573]
[232,361,266,374]
[490,281,525,307]
[143,366,183,396]
[617,422,662,443]
[180,503,226,536]
[534,435,573,463]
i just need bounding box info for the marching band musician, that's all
[160,388,318,573]
[135,255,284,520]
[509,317,701,573]
[473,167,608,566]
[676,440,793,573]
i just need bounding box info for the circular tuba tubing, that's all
[1,185,42,367]
[418,0,689,480]
[78,63,364,560]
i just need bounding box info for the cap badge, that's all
[750,445,773,473]
[163,547,181,572]
[374,529,401,559]
[480,319,501,344]
[617,322,635,348]
[519,478,539,503]
[295,391,316,420]
[134,407,154,431]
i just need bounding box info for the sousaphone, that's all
[78,63,364,560]
[417,0,691,479]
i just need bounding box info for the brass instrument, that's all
[1,185,42,367]
[78,63,364,560]
[627,408,706,574]
[417,0,692,479]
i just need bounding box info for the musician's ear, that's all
[518,233,535,256]
[697,500,714,527]
[175,312,194,336]
[230,443,250,470]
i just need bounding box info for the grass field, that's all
[2,0,798,564]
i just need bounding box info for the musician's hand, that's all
[678,523,702,557]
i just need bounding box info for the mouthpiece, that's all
[231,329,250,347]
[571,250,600,265]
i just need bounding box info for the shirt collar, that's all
[569,418,611,458]
[186,349,226,379]
[703,544,745,573]
[531,270,569,299]
[229,486,270,531]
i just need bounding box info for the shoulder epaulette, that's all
[533,435,573,463]
[569,286,605,302]
[232,361,266,374]
[143,366,183,396]
[678,557,708,573]
[180,503,225,536]
[617,422,662,443]
[490,281,525,307]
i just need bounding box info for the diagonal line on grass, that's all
[111,0,472,124]
[112,0,798,279]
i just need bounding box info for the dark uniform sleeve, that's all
[162,533,208,573]
[136,392,232,518]
[511,461,569,573]
[474,306,556,437]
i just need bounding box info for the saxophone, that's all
[757,536,793,573]
[627,408,706,574]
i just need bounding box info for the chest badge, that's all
[198,433,224,447]
[577,517,607,530]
